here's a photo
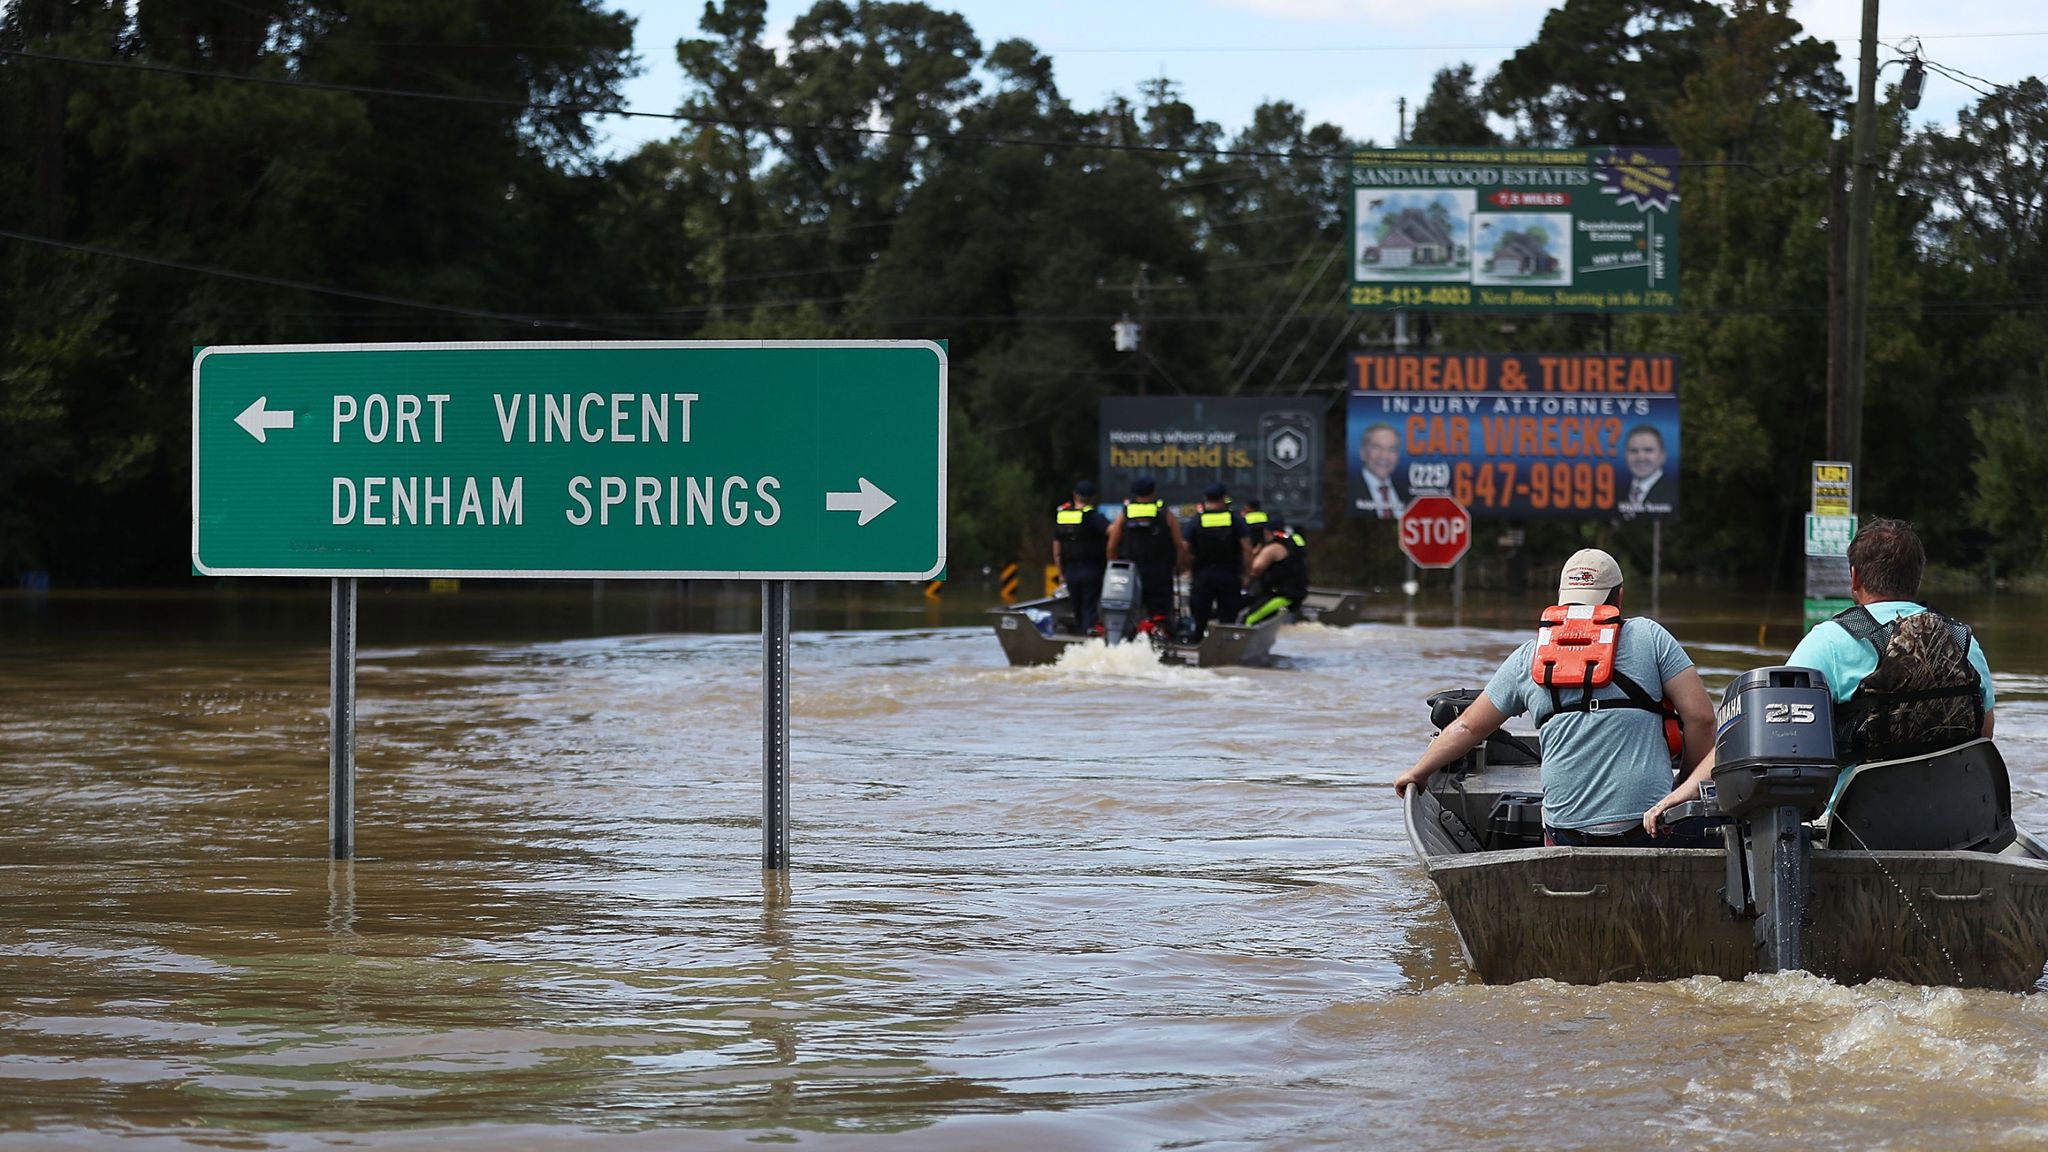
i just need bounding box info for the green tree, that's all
[1410,64,1499,146]
[1486,0,1725,145]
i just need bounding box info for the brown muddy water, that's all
[3,583,2047,1150]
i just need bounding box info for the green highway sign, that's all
[193,341,947,579]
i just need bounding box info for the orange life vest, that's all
[1531,604,1683,758]
[1533,603,1622,689]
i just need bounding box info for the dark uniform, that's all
[1245,527,1309,625]
[1053,499,1110,632]
[1118,498,1178,624]
[1188,506,1247,639]
[1242,501,1271,531]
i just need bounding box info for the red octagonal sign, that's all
[1399,494,1472,569]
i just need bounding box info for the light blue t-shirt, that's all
[1786,601,1995,715]
[1484,617,1693,831]
[1788,601,1995,808]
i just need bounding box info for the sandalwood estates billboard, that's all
[1348,147,1679,314]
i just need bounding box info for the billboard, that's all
[1099,397,1323,528]
[1348,148,1679,313]
[1346,352,1678,521]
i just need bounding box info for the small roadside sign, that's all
[1399,494,1472,569]
[1811,460,1852,516]
[1805,513,1857,558]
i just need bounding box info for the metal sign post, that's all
[762,581,792,872]
[329,577,357,860]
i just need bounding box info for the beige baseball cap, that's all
[1557,548,1624,606]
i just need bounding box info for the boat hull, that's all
[1407,788,2048,990]
[986,598,1281,668]
[1298,587,1369,627]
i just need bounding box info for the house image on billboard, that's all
[1369,208,1460,268]
[1484,230,1560,275]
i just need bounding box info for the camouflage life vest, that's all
[1832,605,1984,762]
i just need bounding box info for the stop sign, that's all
[1399,495,1472,569]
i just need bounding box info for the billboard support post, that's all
[1652,520,1663,620]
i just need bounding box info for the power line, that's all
[0,227,631,335]
[0,45,1821,172]
[1045,30,2048,54]
[1919,57,2025,101]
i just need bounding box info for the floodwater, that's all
[3,583,2047,1150]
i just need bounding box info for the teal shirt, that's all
[1787,601,1994,715]
[1788,600,1994,807]
[1484,618,1694,831]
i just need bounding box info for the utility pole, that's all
[1839,0,1880,476]
[1826,139,1849,460]
[1135,263,1152,396]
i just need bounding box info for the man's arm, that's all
[1639,663,1716,837]
[1394,695,1509,797]
[1237,535,1255,581]
[1105,519,1124,561]
[1969,637,1996,738]
[1169,514,1191,572]
[1665,666,1716,774]
[1246,541,1282,582]
[1644,746,1718,836]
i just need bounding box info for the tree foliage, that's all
[1,0,2044,587]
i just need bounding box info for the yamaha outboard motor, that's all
[1099,561,1141,645]
[1708,667,1839,973]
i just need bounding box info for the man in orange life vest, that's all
[1392,548,1718,846]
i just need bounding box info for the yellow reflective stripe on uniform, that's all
[1056,509,1084,525]
[1199,511,1234,528]
[1291,533,1305,546]
[1243,512,1268,525]
[1125,501,1162,518]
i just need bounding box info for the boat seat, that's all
[1825,738,2016,853]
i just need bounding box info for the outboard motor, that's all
[1099,561,1142,645]
[1707,666,1839,973]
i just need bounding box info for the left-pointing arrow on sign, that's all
[234,397,295,443]
[825,477,897,526]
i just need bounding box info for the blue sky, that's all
[594,0,2044,158]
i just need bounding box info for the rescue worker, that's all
[1052,480,1110,634]
[1241,499,1271,531]
[1242,518,1309,625]
[1642,517,1995,833]
[1393,548,1718,847]
[1186,482,1252,640]
[1106,475,1188,633]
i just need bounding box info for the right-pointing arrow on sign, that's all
[825,477,896,526]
